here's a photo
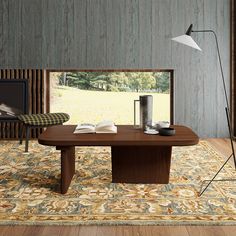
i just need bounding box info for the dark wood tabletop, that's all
[38,125,199,147]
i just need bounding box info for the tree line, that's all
[58,72,170,93]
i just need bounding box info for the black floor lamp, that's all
[171,24,236,196]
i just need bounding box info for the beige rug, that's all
[0,140,235,225]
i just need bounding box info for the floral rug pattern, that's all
[0,140,236,225]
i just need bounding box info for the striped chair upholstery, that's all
[18,113,70,152]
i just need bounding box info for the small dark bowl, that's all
[159,127,175,136]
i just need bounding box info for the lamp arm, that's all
[192,30,230,113]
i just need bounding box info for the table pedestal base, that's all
[56,146,75,194]
[111,146,172,184]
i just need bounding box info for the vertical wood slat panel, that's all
[14,70,18,138]
[10,69,15,138]
[37,70,42,136]
[33,70,37,138]
[0,69,46,139]
[28,69,33,138]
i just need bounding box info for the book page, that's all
[95,125,117,133]
[74,123,95,133]
[96,120,114,129]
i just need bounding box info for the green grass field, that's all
[51,86,170,125]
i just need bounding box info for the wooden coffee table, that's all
[38,125,199,194]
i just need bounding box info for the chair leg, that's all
[25,126,30,152]
[19,124,24,145]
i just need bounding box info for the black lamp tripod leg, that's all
[199,108,236,196]
[199,154,233,196]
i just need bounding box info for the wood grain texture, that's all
[0,1,9,68]
[38,125,199,147]
[0,225,236,236]
[39,124,198,193]
[0,69,47,139]
[57,146,75,194]
[0,0,231,138]
[231,0,236,137]
[112,146,172,184]
[21,0,42,68]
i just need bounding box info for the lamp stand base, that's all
[199,107,236,196]
[198,153,236,196]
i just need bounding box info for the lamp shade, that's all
[171,34,202,51]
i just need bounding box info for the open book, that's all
[74,120,117,134]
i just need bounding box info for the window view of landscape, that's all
[50,71,171,124]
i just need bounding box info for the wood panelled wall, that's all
[0,0,231,137]
[231,0,236,137]
[0,69,46,139]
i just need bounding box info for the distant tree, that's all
[65,72,109,90]
[63,72,130,92]
[154,72,170,93]
[127,72,155,92]
[91,74,109,90]
[57,71,169,93]
[107,72,129,91]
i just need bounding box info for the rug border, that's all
[0,220,236,226]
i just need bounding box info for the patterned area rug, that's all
[0,140,236,225]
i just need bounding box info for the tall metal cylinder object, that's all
[134,95,153,130]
